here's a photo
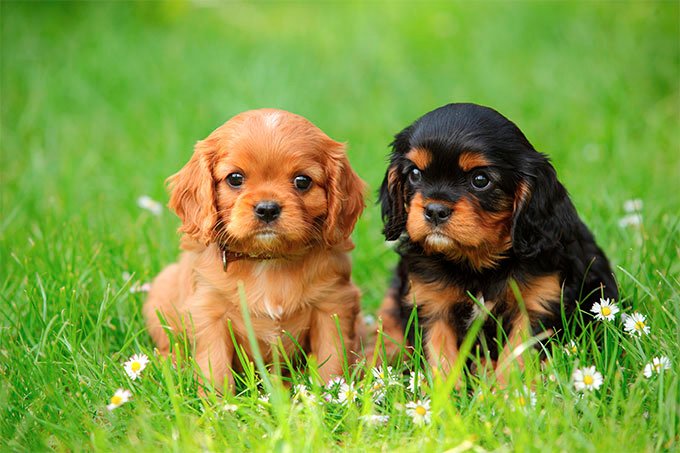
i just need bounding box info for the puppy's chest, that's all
[225,262,316,327]
[405,272,562,328]
[407,277,502,322]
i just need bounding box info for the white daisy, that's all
[371,366,400,386]
[511,386,537,411]
[368,378,386,404]
[623,199,643,213]
[258,393,270,404]
[572,366,603,392]
[407,370,427,394]
[222,403,238,412]
[326,376,345,391]
[129,282,152,294]
[590,298,620,321]
[564,340,578,356]
[293,384,317,404]
[618,213,643,229]
[624,312,651,336]
[123,353,149,380]
[405,399,431,426]
[323,392,338,404]
[337,382,358,405]
[323,376,345,403]
[359,414,390,425]
[293,384,308,396]
[137,195,163,216]
[106,388,132,411]
[643,356,671,378]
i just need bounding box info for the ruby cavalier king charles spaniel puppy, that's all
[377,103,618,384]
[144,109,366,392]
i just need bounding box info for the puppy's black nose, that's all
[424,203,452,225]
[254,201,281,223]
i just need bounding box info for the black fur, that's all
[379,103,618,359]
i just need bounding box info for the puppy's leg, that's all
[143,263,182,355]
[191,296,236,394]
[310,287,360,382]
[426,319,459,377]
[374,287,408,364]
[495,314,531,387]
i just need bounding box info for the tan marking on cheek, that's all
[448,197,513,241]
[405,193,429,242]
[458,152,490,172]
[406,148,432,169]
[433,197,513,270]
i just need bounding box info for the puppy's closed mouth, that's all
[254,230,278,243]
[425,232,454,250]
[255,230,279,241]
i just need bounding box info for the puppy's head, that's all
[379,103,576,270]
[169,109,365,255]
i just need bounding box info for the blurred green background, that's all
[2,1,678,308]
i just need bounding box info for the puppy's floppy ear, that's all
[511,156,579,259]
[167,137,219,244]
[379,128,411,241]
[323,141,366,246]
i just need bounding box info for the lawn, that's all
[1,1,678,451]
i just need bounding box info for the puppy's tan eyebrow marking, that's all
[406,148,432,169]
[458,152,490,171]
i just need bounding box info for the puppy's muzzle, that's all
[254,201,281,224]
[424,203,452,226]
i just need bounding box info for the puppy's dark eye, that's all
[471,172,491,189]
[409,168,422,185]
[293,175,312,191]
[226,173,244,188]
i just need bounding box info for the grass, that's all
[1,1,678,451]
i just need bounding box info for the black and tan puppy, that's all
[377,103,618,383]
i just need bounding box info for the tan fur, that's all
[495,313,531,387]
[375,272,563,384]
[405,148,432,169]
[458,152,490,171]
[514,274,561,317]
[426,319,459,375]
[145,109,366,392]
[406,193,513,270]
[495,274,560,385]
[374,288,407,362]
[407,277,465,319]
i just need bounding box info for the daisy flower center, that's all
[601,307,611,316]
[131,362,141,372]
[415,406,427,416]
[110,395,122,405]
[654,363,663,372]
[635,321,646,331]
[517,396,526,406]
[583,375,594,386]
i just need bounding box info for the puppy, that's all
[377,103,618,383]
[144,109,366,392]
